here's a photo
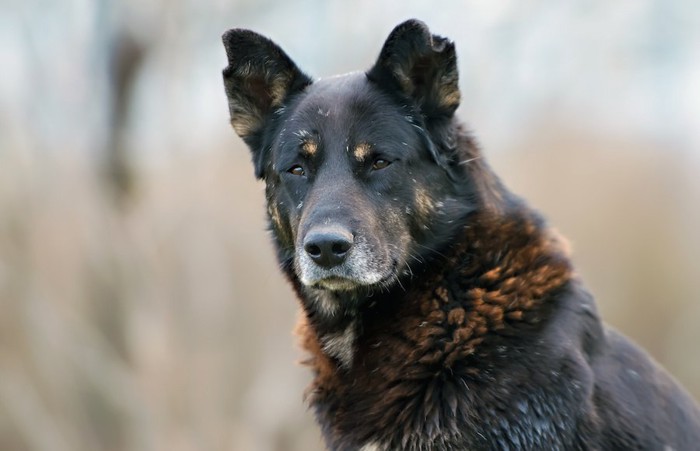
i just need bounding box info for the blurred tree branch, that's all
[105,30,146,208]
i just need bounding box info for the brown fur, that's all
[297,205,573,444]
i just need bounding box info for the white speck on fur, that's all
[359,442,382,451]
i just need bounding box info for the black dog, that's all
[222,19,700,450]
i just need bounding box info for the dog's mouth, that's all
[311,276,359,291]
[302,261,400,293]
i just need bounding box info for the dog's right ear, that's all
[222,29,312,178]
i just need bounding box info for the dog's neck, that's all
[293,201,574,372]
[288,197,576,448]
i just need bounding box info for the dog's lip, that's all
[306,270,397,292]
[311,276,358,291]
[303,260,400,292]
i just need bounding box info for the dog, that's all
[222,19,700,450]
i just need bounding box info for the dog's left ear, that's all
[367,19,460,119]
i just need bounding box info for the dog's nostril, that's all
[303,228,354,268]
[305,243,322,258]
[331,242,350,256]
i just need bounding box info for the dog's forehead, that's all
[280,72,414,151]
[287,73,396,130]
[303,72,371,109]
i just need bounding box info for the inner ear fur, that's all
[367,19,460,119]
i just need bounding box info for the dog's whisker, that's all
[415,243,448,260]
[458,156,481,166]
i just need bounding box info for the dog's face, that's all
[223,20,476,306]
[267,75,458,292]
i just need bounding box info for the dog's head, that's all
[223,20,481,307]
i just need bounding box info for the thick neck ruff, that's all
[295,206,573,448]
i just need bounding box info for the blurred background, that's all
[2,0,700,450]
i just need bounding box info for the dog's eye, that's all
[288,165,306,176]
[372,159,391,170]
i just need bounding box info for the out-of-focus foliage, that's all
[1,1,699,450]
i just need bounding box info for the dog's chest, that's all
[317,369,583,451]
[308,310,583,451]
[314,356,579,451]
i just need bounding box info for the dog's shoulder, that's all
[588,325,700,449]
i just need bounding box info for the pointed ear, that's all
[367,20,460,119]
[222,29,312,177]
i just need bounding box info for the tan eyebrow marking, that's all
[301,140,318,156]
[354,143,371,161]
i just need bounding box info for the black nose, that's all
[303,227,354,268]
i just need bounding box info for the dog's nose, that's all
[303,227,354,268]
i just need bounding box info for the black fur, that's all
[223,19,700,450]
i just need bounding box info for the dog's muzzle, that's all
[296,226,387,291]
